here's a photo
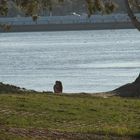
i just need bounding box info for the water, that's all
[0,29,140,93]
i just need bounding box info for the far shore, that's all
[0,22,135,32]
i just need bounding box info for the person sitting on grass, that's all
[53,81,63,94]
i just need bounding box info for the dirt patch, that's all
[0,125,139,140]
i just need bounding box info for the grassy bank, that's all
[0,93,140,139]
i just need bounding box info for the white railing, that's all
[0,14,139,25]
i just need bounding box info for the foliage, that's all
[0,1,140,17]
[0,0,63,22]
[86,0,118,16]
[0,0,118,17]
[0,0,8,16]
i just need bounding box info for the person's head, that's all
[55,81,62,86]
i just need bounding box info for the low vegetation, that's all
[0,91,140,140]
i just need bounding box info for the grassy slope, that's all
[0,93,140,139]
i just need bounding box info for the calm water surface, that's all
[0,29,140,93]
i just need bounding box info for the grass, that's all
[0,92,140,139]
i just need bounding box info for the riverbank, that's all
[1,73,140,97]
[0,75,140,139]
[0,22,134,32]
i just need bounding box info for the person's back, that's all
[53,81,63,93]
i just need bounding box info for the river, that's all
[0,29,140,93]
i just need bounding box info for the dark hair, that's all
[54,81,63,93]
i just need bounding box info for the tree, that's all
[124,0,140,31]
[0,0,140,30]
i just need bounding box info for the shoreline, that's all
[1,73,140,97]
[1,22,134,32]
